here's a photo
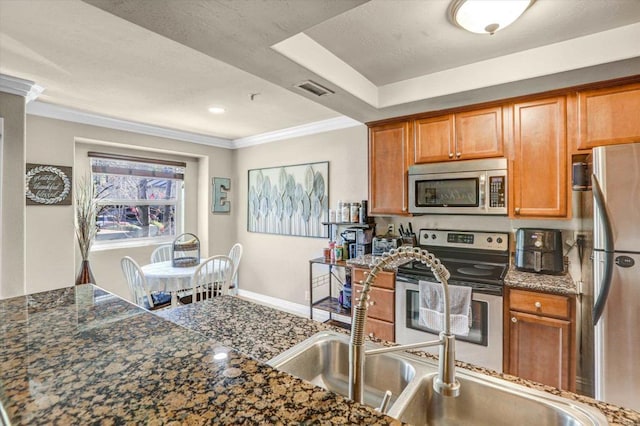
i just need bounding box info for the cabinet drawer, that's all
[352,268,395,289]
[509,289,570,319]
[354,284,394,322]
[365,317,395,342]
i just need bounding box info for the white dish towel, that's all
[418,280,472,336]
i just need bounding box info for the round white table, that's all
[141,260,205,306]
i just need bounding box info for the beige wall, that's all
[0,92,26,298]
[21,115,234,300]
[234,125,369,305]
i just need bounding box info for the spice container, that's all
[350,202,360,223]
[340,202,350,223]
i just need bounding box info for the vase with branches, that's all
[74,175,104,285]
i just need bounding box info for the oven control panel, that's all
[418,229,509,251]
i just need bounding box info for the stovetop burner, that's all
[457,266,494,277]
[395,229,510,292]
[398,258,508,285]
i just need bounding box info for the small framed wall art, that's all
[25,163,73,206]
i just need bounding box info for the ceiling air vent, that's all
[294,80,334,97]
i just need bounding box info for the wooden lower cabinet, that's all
[352,268,395,342]
[504,288,576,391]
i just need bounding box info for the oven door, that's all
[395,280,503,372]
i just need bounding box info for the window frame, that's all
[89,156,186,251]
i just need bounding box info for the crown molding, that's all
[0,73,44,102]
[232,115,362,148]
[24,100,361,149]
[26,101,234,149]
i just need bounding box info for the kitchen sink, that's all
[267,331,418,409]
[268,331,608,425]
[388,371,608,425]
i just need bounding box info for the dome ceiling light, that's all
[450,0,535,35]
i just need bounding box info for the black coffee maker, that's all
[514,228,564,274]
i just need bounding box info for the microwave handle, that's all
[479,175,486,209]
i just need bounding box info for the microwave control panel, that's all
[488,175,506,208]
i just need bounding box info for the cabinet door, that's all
[354,284,394,323]
[365,317,395,342]
[511,97,568,218]
[369,121,412,215]
[414,115,455,163]
[508,310,573,391]
[577,83,640,149]
[455,106,504,160]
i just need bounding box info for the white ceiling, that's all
[1,0,639,146]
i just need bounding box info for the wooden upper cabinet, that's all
[577,82,640,150]
[414,115,454,163]
[368,121,412,215]
[455,106,504,160]
[414,106,503,163]
[511,96,568,218]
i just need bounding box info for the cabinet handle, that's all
[515,207,521,215]
[448,153,454,159]
[511,317,518,323]
[456,152,461,158]
[534,301,542,309]
[369,300,376,306]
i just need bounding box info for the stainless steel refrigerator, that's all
[591,142,640,411]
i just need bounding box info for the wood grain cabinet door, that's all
[414,114,455,163]
[511,96,568,218]
[455,106,504,160]
[577,82,640,150]
[368,121,412,215]
[508,310,572,391]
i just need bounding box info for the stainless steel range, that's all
[395,229,510,372]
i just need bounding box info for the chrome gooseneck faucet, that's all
[348,246,460,405]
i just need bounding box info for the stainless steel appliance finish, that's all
[514,228,564,274]
[408,158,507,215]
[590,142,640,411]
[395,229,509,372]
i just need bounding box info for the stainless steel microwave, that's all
[408,158,507,215]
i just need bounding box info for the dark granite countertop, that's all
[504,264,577,295]
[346,254,412,271]
[2,284,639,425]
[0,285,397,425]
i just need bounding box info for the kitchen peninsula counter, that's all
[2,285,639,425]
[0,285,396,425]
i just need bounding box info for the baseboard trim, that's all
[237,289,351,325]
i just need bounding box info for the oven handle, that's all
[395,274,503,297]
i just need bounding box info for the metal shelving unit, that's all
[308,257,351,326]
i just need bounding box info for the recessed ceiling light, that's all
[450,0,535,35]
[208,106,226,114]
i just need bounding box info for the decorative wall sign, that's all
[212,177,231,213]
[25,163,72,206]
[248,162,328,238]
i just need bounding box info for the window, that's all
[89,152,186,246]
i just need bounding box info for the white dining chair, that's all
[150,244,172,263]
[180,255,234,304]
[121,256,172,310]
[228,243,243,293]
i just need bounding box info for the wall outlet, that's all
[387,224,394,234]
[304,290,310,301]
